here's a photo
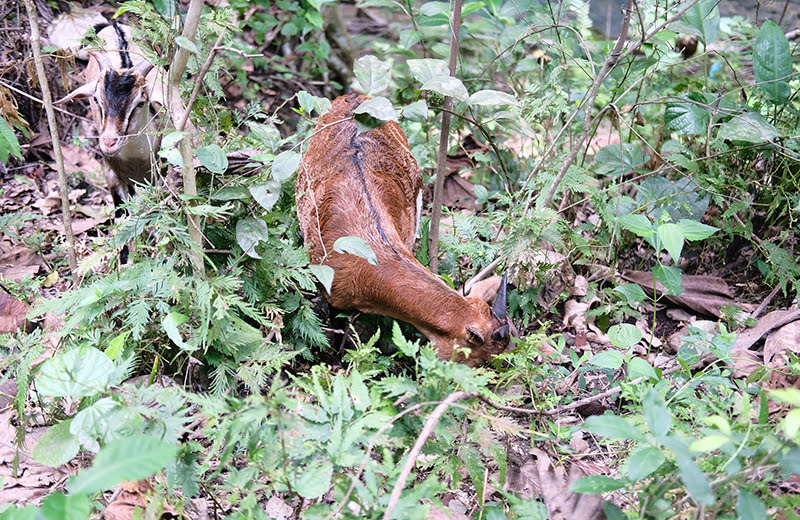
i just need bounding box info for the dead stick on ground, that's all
[23,0,78,278]
[428,0,463,274]
[383,390,475,520]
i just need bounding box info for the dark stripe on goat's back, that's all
[350,134,402,259]
[104,70,136,117]
[112,23,133,69]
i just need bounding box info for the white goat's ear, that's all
[55,81,97,104]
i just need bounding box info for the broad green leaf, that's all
[174,36,199,54]
[663,436,714,505]
[0,506,37,520]
[617,214,653,238]
[614,283,648,303]
[628,357,658,380]
[407,58,449,83]
[309,264,334,294]
[678,219,718,241]
[627,446,665,481]
[69,397,127,452]
[608,323,642,349]
[643,388,672,439]
[420,76,469,102]
[779,447,800,475]
[33,419,79,467]
[37,347,113,398]
[162,312,189,350]
[272,150,301,182]
[783,408,800,439]
[68,435,178,495]
[584,415,645,441]
[588,350,623,369]
[753,21,792,104]
[594,143,648,177]
[297,91,331,116]
[353,55,391,96]
[737,490,767,520]
[333,236,378,266]
[603,502,626,520]
[402,100,428,121]
[0,118,22,163]
[469,89,519,107]
[236,217,269,259]
[716,112,780,143]
[682,0,719,44]
[658,223,684,263]
[689,434,730,452]
[701,415,732,435]
[160,130,186,151]
[664,94,710,135]
[38,492,91,520]
[653,264,683,295]
[104,330,130,360]
[349,370,370,412]
[292,458,333,499]
[247,121,281,150]
[769,388,800,406]
[249,180,282,212]
[196,144,228,174]
[353,97,398,124]
[569,475,626,493]
[637,176,709,222]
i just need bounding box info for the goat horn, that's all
[491,272,508,321]
[89,50,112,71]
[132,58,154,76]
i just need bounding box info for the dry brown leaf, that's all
[104,480,181,520]
[734,309,800,352]
[764,321,800,368]
[621,271,753,317]
[264,496,293,520]
[426,504,470,520]
[532,449,603,520]
[0,293,31,334]
[563,300,589,327]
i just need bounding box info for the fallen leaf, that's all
[0,293,31,334]
[563,300,589,327]
[533,449,603,520]
[734,309,800,352]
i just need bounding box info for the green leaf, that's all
[716,112,781,143]
[588,350,623,369]
[37,347,113,398]
[617,214,653,238]
[247,121,281,150]
[249,180,282,212]
[0,506,37,520]
[174,35,199,54]
[333,236,378,266]
[392,321,418,357]
[349,370,370,412]
[614,283,647,303]
[407,58,450,83]
[402,100,428,121]
[0,118,22,163]
[594,143,648,177]
[658,223,684,263]
[665,94,710,135]
[569,475,626,493]
[420,76,469,102]
[753,21,792,105]
[68,435,178,495]
[608,324,642,349]
[236,217,269,259]
[196,144,228,174]
[689,435,730,452]
[628,357,657,380]
[291,458,333,499]
[653,264,683,295]
[353,97,398,124]
[104,330,130,360]
[297,91,331,116]
[309,264,334,294]
[678,219,718,241]
[663,436,714,505]
[33,419,80,467]
[469,89,519,107]
[627,446,665,481]
[162,312,190,350]
[643,388,672,439]
[737,490,767,520]
[783,408,800,439]
[38,492,91,520]
[584,415,645,441]
[353,55,391,96]
[682,0,719,44]
[272,150,301,183]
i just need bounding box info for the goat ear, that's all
[55,81,97,104]
[466,326,484,344]
[492,323,509,342]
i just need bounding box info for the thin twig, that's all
[178,28,227,132]
[22,0,78,278]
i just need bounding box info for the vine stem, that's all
[23,0,78,278]
[428,0,463,274]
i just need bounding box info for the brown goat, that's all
[297,94,509,366]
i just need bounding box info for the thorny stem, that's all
[428,0,463,274]
[23,0,78,279]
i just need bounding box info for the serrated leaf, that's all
[68,435,178,495]
[0,118,22,162]
[678,219,718,241]
[392,321,418,357]
[196,144,228,174]
[753,21,792,105]
[594,143,648,177]
[665,94,710,135]
[353,97,398,124]
[420,76,469,102]
[291,458,332,499]
[354,55,391,96]
[658,223,684,263]
[716,112,780,143]
[588,350,623,369]
[608,323,642,349]
[617,214,653,237]
[272,150,301,182]
[36,347,113,398]
[469,89,519,107]
[236,217,269,259]
[627,446,665,481]
[653,264,683,295]
[569,475,627,493]
[309,264,334,294]
[249,180,282,212]
[333,236,378,266]
[407,58,449,83]
[33,419,80,467]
